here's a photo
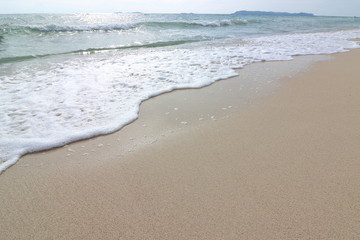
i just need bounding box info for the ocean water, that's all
[1,13,360,172]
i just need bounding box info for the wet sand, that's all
[0,49,359,240]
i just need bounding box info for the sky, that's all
[1,0,359,17]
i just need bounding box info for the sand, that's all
[0,49,359,240]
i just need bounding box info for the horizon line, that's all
[0,11,357,18]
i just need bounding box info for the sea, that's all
[1,13,360,172]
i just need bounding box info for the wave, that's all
[1,18,253,34]
[0,23,137,34]
[0,39,200,64]
[143,19,250,28]
[24,23,137,33]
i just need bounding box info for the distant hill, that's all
[233,11,314,16]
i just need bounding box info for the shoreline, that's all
[1,30,359,173]
[1,49,360,239]
[0,53,331,173]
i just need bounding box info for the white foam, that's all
[29,23,137,32]
[186,18,248,27]
[1,29,360,172]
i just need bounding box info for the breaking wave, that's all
[1,18,253,34]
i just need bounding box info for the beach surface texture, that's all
[1,49,359,240]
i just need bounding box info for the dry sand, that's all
[0,49,360,240]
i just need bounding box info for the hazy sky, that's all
[1,0,359,16]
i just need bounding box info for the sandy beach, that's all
[1,49,360,239]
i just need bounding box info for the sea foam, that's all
[0,29,359,172]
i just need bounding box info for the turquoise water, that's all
[1,13,359,63]
[1,13,360,172]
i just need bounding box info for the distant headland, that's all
[233,10,314,16]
